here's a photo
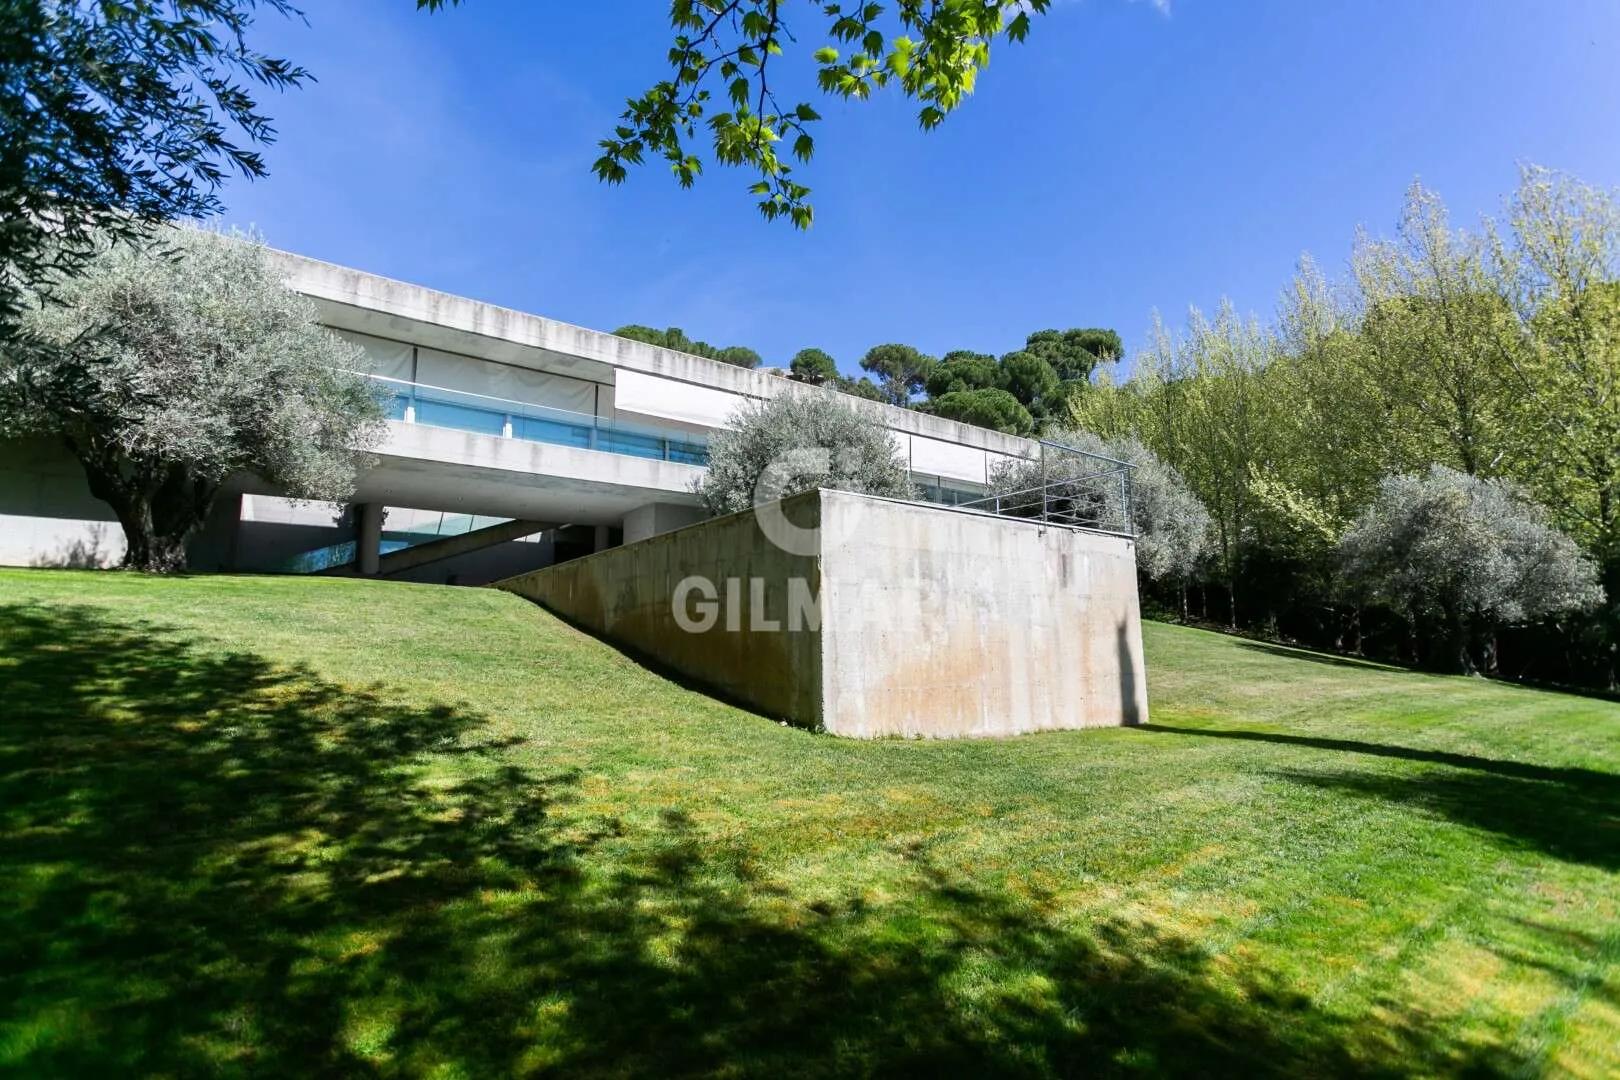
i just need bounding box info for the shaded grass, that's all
[1,569,1617,1076]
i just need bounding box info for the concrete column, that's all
[357,502,384,575]
[593,524,613,553]
[622,502,708,545]
[184,491,243,572]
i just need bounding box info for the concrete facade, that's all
[0,438,126,569]
[497,489,1149,738]
[500,493,825,723]
[1,247,1049,579]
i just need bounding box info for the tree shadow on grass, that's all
[1278,768,1620,872]
[1142,725,1620,792]
[1232,639,1404,672]
[0,604,1526,1076]
[1144,726,1620,872]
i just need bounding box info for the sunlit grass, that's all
[1,568,1616,1076]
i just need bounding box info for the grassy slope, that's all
[1,568,1616,1078]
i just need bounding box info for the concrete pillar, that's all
[357,502,384,575]
[593,524,613,553]
[622,502,708,545]
[185,491,243,572]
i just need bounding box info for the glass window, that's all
[599,429,666,460]
[414,397,506,437]
[515,415,593,449]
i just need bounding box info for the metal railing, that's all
[356,372,710,466]
[951,440,1136,536]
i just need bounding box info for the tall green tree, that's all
[613,324,762,368]
[930,387,1032,436]
[998,349,1062,423]
[789,347,840,385]
[859,342,936,406]
[1,228,386,571]
[1131,304,1277,628]
[1496,168,1620,574]
[0,0,307,339]
[1351,182,1518,477]
[924,350,1003,398]
[1024,328,1121,383]
[1493,166,1620,686]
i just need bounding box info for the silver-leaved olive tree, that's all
[697,390,914,516]
[1338,465,1604,675]
[1,227,387,572]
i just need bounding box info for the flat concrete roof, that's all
[269,248,1042,460]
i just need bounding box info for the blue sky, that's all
[223,0,1620,378]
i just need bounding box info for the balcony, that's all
[362,373,710,466]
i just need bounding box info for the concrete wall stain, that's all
[496,489,1147,738]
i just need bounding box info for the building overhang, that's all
[269,248,1045,464]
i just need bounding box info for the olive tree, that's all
[696,390,913,515]
[1338,465,1603,674]
[2,228,387,572]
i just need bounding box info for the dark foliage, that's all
[612,324,762,368]
[0,0,306,337]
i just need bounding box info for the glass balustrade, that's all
[361,373,710,466]
[363,373,988,499]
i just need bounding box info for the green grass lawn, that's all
[1,568,1617,1077]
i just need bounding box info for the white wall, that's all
[0,439,124,568]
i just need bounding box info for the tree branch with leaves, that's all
[420,0,1050,227]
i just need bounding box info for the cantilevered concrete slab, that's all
[496,489,1149,738]
[353,421,705,525]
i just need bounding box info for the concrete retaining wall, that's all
[0,438,125,568]
[496,488,1148,738]
[499,491,824,722]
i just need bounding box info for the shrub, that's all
[4,227,386,571]
[1338,465,1604,673]
[988,429,1211,590]
[696,392,913,515]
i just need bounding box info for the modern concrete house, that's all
[0,250,1046,583]
[0,248,1151,735]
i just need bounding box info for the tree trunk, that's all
[69,439,218,573]
[1447,608,1479,676]
[119,514,191,573]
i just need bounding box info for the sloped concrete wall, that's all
[496,488,1148,738]
[498,491,825,724]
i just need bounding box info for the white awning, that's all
[614,369,748,429]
